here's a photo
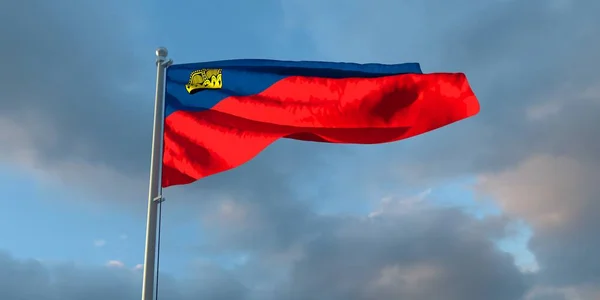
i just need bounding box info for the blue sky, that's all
[1,1,599,299]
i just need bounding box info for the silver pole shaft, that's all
[141,47,171,300]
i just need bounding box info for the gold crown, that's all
[185,68,222,93]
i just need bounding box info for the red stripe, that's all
[162,73,479,187]
[211,73,478,128]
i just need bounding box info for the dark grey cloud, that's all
[0,0,154,183]
[0,251,250,300]
[286,209,528,300]
[0,198,530,300]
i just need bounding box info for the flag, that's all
[162,59,479,187]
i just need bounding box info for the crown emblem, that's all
[185,69,222,94]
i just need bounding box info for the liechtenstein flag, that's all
[162,59,479,187]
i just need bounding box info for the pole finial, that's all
[156,47,168,62]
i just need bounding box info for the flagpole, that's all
[141,47,172,300]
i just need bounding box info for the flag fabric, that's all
[162,59,479,188]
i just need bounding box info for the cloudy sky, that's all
[1,0,599,299]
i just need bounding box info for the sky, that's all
[1,0,599,299]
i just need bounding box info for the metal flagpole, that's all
[141,47,172,300]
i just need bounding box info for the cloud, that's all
[106,260,125,268]
[0,251,247,300]
[2,0,600,300]
[0,0,157,202]
[93,239,106,247]
[281,200,527,300]
[0,194,529,300]
[477,155,596,230]
[174,189,530,300]
[477,154,600,294]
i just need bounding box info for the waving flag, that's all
[162,59,479,187]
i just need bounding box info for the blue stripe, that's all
[165,59,423,117]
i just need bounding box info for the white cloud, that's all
[526,82,600,121]
[106,260,125,268]
[93,239,106,247]
[368,189,432,218]
[526,101,563,121]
